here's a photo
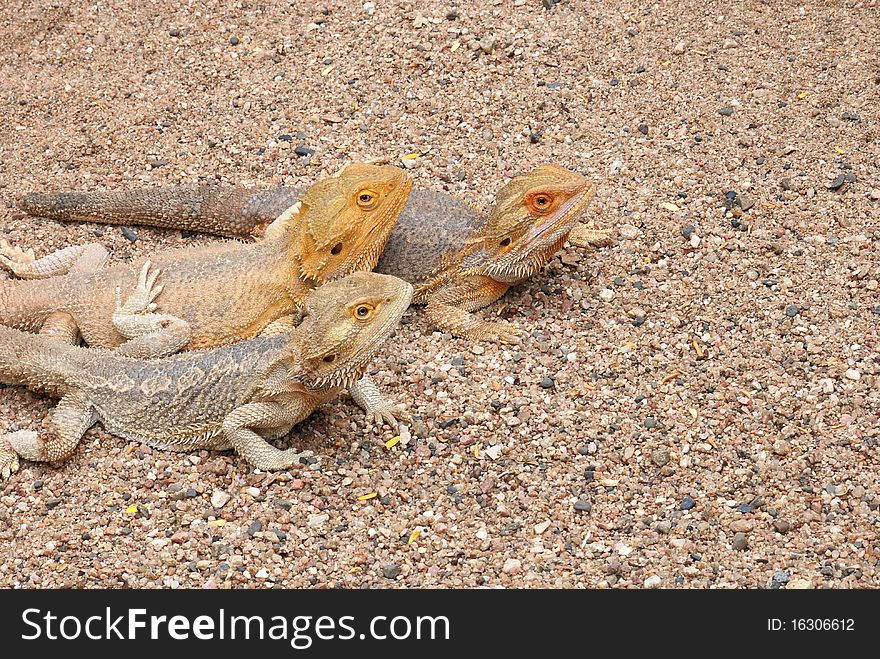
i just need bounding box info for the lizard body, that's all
[1,164,412,351]
[0,271,413,477]
[16,164,602,344]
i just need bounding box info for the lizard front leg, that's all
[112,261,192,358]
[424,275,525,345]
[349,374,409,430]
[221,399,317,471]
[0,241,108,279]
[0,389,96,479]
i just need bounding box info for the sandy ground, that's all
[0,0,878,589]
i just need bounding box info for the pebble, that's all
[598,288,614,302]
[773,519,791,534]
[228,36,239,46]
[121,227,138,242]
[680,496,696,510]
[619,223,640,240]
[844,369,860,381]
[656,520,672,534]
[540,377,555,389]
[651,447,670,467]
[502,558,522,574]
[643,575,662,589]
[246,520,263,537]
[574,499,592,513]
[534,520,551,535]
[255,568,270,579]
[382,563,401,579]
[828,174,847,190]
[785,304,800,317]
[643,416,658,429]
[718,106,734,116]
[869,188,880,201]
[638,123,648,135]
[681,224,695,239]
[210,490,231,508]
[771,570,790,588]
[732,532,749,551]
[307,513,329,528]
[673,40,686,54]
[294,146,315,157]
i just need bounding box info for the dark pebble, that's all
[121,227,138,242]
[681,224,695,239]
[732,532,749,551]
[578,446,590,455]
[446,8,458,20]
[379,496,391,505]
[149,158,167,168]
[540,377,555,389]
[169,28,181,37]
[278,134,294,142]
[756,156,766,165]
[643,416,658,429]
[33,480,43,491]
[45,499,62,509]
[529,132,541,144]
[632,316,645,327]
[452,357,465,366]
[574,499,592,512]
[718,106,734,116]
[294,146,315,157]
[872,306,880,316]
[228,36,239,46]
[246,521,263,537]
[737,504,753,513]
[773,519,791,533]
[273,529,286,542]
[81,532,91,541]
[828,174,846,190]
[694,135,702,143]
[382,563,401,579]
[638,123,648,135]
[447,485,457,494]
[583,467,595,482]
[636,64,646,73]
[785,304,799,317]
[771,570,790,589]
[680,496,696,510]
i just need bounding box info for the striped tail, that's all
[18,186,302,239]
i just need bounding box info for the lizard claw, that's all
[0,239,36,277]
[493,320,525,346]
[116,261,164,316]
[0,437,21,480]
[366,403,408,431]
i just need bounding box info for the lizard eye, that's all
[330,242,343,255]
[322,354,336,363]
[353,303,375,319]
[356,190,379,210]
[529,193,554,214]
[499,237,512,247]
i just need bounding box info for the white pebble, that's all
[502,558,522,574]
[644,575,662,589]
[619,224,641,240]
[476,527,488,541]
[255,568,270,579]
[844,369,861,381]
[599,288,614,302]
[210,490,231,508]
[534,520,551,535]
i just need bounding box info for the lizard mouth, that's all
[484,184,596,283]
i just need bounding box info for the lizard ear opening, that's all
[331,242,343,255]
[322,354,336,364]
[499,237,512,246]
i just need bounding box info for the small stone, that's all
[255,568,270,579]
[382,563,401,579]
[307,513,329,528]
[228,36,240,46]
[867,188,880,201]
[169,28,181,37]
[478,37,496,55]
[731,520,754,533]
[45,499,62,509]
[598,288,614,302]
[574,499,592,513]
[689,233,701,248]
[529,132,541,144]
[643,575,662,589]
[475,526,488,541]
[844,369,860,381]
[736,194,755,211]
[638,123,648,135]
[656,520,672,534]
[718,106,734,117]
[673,40,686,54]
[471,345,485,355]
[210,490,231,508]
[771,570,790,588]
[828,174,846,190]
[651,447,670,467]
[732,532,749,550]
[787,578,813,589]
[534,520,551,535]
[643,416,658,429]
[540,377,555,389]
[680,496,696,510]
[121,227,138,242]
[502,558,522,574]
[484,444,503,460]
[482,127,493,141]
[294,146,315,157]
[170,530,188,544]
[785,304,800,317]
[681,224,695,239]
[619,223,640,240]
[246,520,263,537]
[722,38,737,49]
[773,519,791,534]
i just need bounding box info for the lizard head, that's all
[296,164,413,283]
[287,271,413,390]
[469,164,596,284]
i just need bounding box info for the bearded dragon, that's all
[15,164,604,344]
[0,271,413,478]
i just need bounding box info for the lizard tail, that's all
[18,186,303,239]
[0,278,60,333]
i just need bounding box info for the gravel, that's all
[1,0,878,590]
